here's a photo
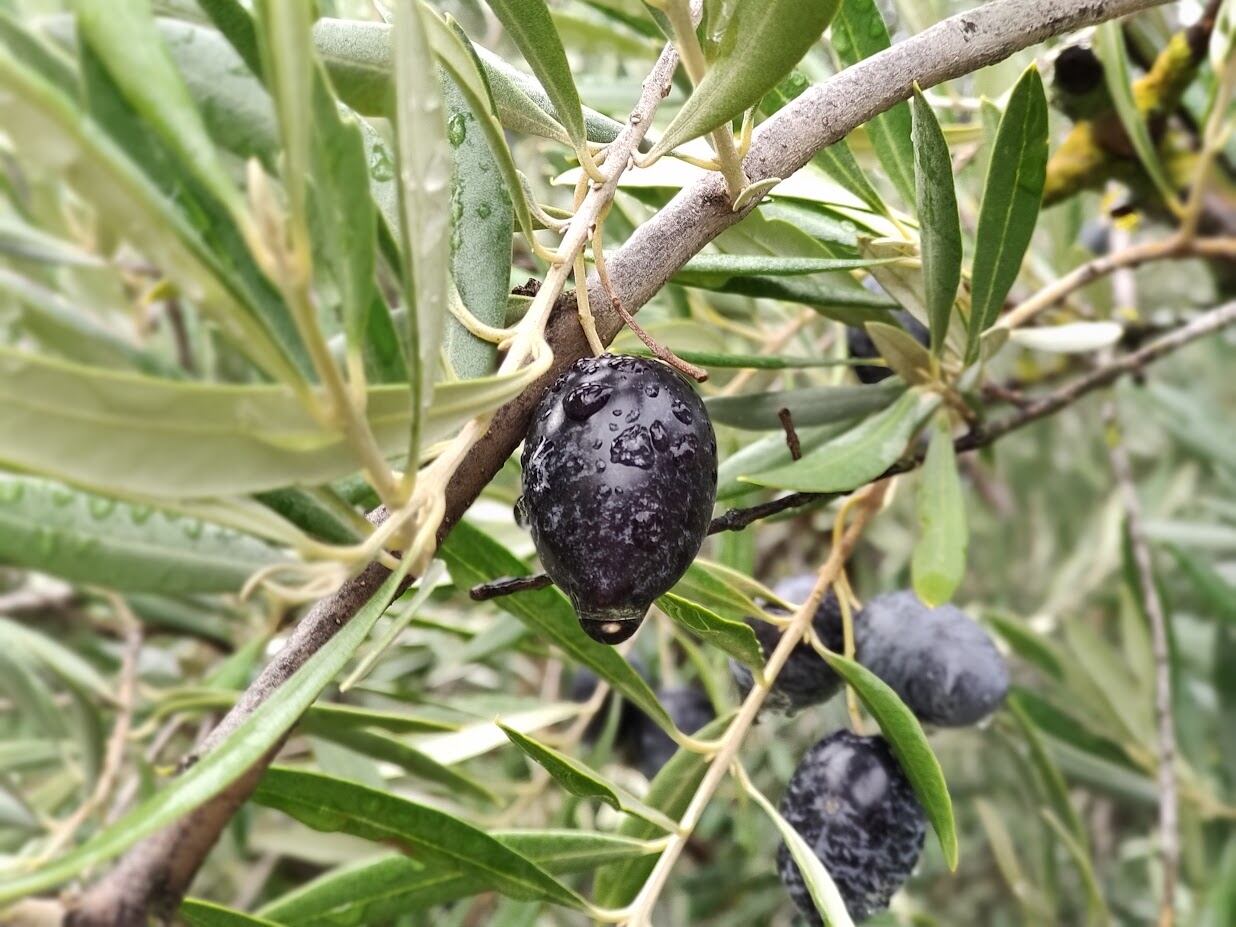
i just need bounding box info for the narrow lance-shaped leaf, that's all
[647,0,841,159]
[819,650,959,869]
[831,0,915,205]
[1094,20,1178,207]
[744,390,938,494]
[657,593,764,668]
[0,557,414,903]
[705,381,902,432]
[481,0,586,150]
[911,417,967,607]
[910,88,961,356]
[393,0,452,459]
[253,766,586,909]
[75,0,242,216]
[967,64,1048,359]
[180,900,283,927]
[443,72,514,380]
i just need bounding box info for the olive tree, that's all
[0,0,1233,925]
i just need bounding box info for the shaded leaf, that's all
[181,900,283,927]
[657,593,764,668]
[253,766,585,909]
[863,321,934,386]
[705,381,902,431]
[910,88,961,355]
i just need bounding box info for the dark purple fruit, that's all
[778,730,925,923]
[855,591,1009,726]
[633,684,715,779]
[730,574,845,715]
[847,310,930,384]
[520,355,717,644]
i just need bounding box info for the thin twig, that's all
[610,294,708,382]
[469,573,553,601]
[35,597,141,864]
[1103,402,1179,926]
[777,408,801,461]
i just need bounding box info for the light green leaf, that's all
[657,593,764,668]
[257,831,653,925]
[1168,543,1236,626]
[181,900,283,927]
[482,0,585,149]
[439,521,674,733]
[705,380,902,431]
[717,421,857,500]
[0,557,413,904]
[739,766,856,927]
[501,724,624,810]
[1009,322,1123,354]
[967,64,1048,359]
[1095,21,1178,207]
[831,0,914,205]
[671,560,764,624]
[1040,809,1112,927]
[647,0,841,159]
[0,346,538,499]
[75,0,241,215]
[911,419,967,607]
[0,44,303,386]
[819,649,958,869]
[863,321,934,386]
[0,474,287,595]
[253,766,585,909]
[675,253,891,283]
[910,88,961,356]
[744,390,936,493]
[445,74,514,380]
[393,0,452,456]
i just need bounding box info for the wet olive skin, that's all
[855,591,1009,726]
[778,731,926,923]
[520,355,718,644]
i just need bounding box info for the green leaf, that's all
[75,0,241,216]
[501,724,624,809]
[717,421,857,500]
[0,557,413,904]
[671,560,764,623]
[1094,21,1178,207]
[302,722,496,804]
[258,831,653,925]
[1168,543,1236,626]
[967,65,1048,359]
[819,649,958,869]
[675,253,890,283]
[744,390,936,493]
[657,593,764,668]
[862,321,934,386]
[181,900,283,927]
[445,74,514,380]
[439,521,674,733]
[911,419,967,606]
[0,474,287,595]
[739,767,856,927]
[705,380,902,431]
[830,0,914,205]
[0,40,304,386]
[593,713,733,906]
[1040,810,1111,926]
[1006,700,1088,850]
[910,88,961,356]
[482,0,585,149]
[986,612,1065,680]
[253,766,585,909]
[647,0,841,159]
[393,0,452,454]
[0,346,537,499]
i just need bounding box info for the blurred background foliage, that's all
[0,0,1233,925]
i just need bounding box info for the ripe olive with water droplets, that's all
[519,356,717,644]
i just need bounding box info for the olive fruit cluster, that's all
[778,731,926,924]
[520,356,718,645]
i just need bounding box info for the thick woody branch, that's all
[60,0,1174,923]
